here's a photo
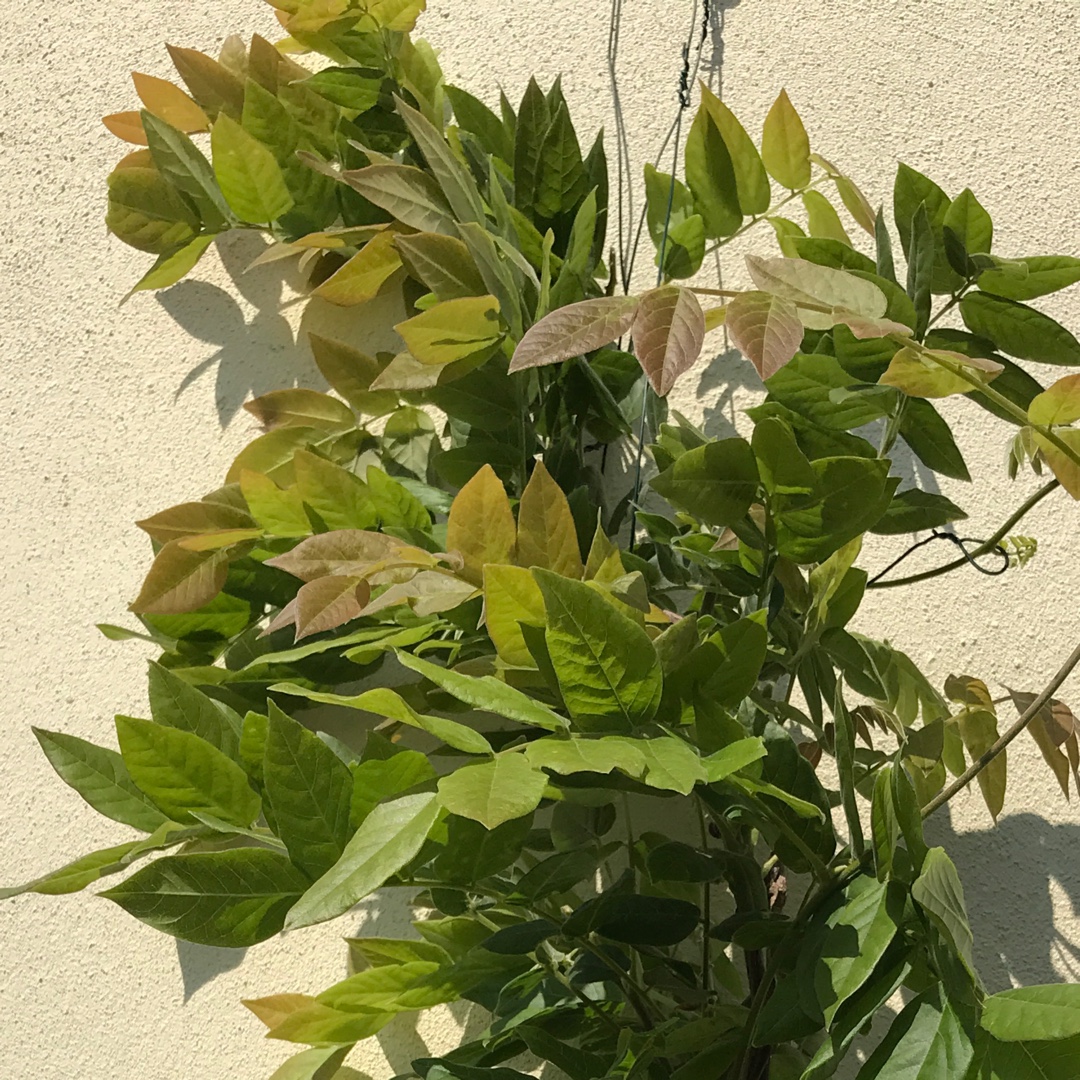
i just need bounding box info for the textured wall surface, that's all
[3,1,1080,1077]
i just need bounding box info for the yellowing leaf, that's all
[113,149,154,170]
[308,334,398,418]
[166,44,245,118]
[509,295,640,372]
[761,89,811,190]
[314,231,403,306]
[516,461,584,578]
[725,290,803,381]
[630,286,706,397]
[955,707,1005,820]
[584,523,625,584]
[129,541,228,614]
[446,464,516,586]
[132,72,209,131]
[745,254,887,329]
[1035,427,1080,498]
[879,346,1002,399]
[211,114,294,224]
[394,295,502,366]
[368,0,426,31]
[483,564,546,667]
[834,173,876,234]
[239,470,311,537]
[1029,373,1080,426]
[136,499,255,543]
[244,389,355,432]
[102,112,148,145]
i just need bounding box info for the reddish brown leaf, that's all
[129,541,229,614]
[725,290,803,381]
[294,576,371,640]
[509,296,640,373]
[630,286,706,397]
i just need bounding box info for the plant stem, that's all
[867,478,1059,589]
[702,179,824,259]
[925,280,972,332]
[922,638,1080,818]
[696,799,712,993]
[538,945,625,1036]
[878,396,909,458]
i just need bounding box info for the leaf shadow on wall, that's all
[926,804,1080,991]
[175,938,247,1002]
[156,232,314,426]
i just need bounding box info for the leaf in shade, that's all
[437,755,549,829]
[516,460,584,578]
[649,438,760,527]
[910,847,975,974]
[264,704,354,880]
[293,576,370,640]
[394,231,487,301]
[308,334,398,418]
[129,540,228,614]
[761,88,811,190]
[32,728,170,832]
[858,987,973,1080]
[285,793,440,930]
[102,848,308,947]
[341,164,456,234]
[147,661,240,758]
[313,231,403,306]
[446,464,516,586]
[630,285,706,397]
[106,166,201,254]
[509,296,640,372]
[699,84,769,215]
[725,290,803,380]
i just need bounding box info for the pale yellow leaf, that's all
[314,231,403,306]
[483,564,546,667]
[516,461,584,578]
[132,72,209,131]
[446,464,516,586]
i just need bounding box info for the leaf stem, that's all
[867,479,1059,589]
[696,799,712,993]
[702,178,825,259]
[921,638,1080,818]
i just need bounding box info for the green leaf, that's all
[106,166,201,254]
[955,706,1005,820]
[761,88,811,190]
[983,985,1080,1043]
[644,164,706,279]
[859,987,974,1080]
[765,352,887,431]
[650,438,759,527]
[899,398,970,481]
[514,77,551,218]
[978,255,1080,301]
[395,231,487,302]
[141,111,231,225]
[0,834,179,900]
[102,847,308,947]
[911,846,975,974]
[342,164,456,234]
[366,466,430,531]
[286,792,440,929]
[982,1032,1080,1079]
[813,876,898,1024]
[264,1047,354,1080]
[516,458,585,578]
[313,231,403,306]
[115,715,260,827]
[32,727,170,832]
[960,292,1080,366]
[272,683,493,757]
[870,488,968,534]
[893,163,962,294]
[533,569,663,733]
[264,703,354,880]
[210,114,293,224]
[123,234,217,297]
[908,203,934,338]
[446,85,513,162]
[395,650,568,731]
[700,85,770,215]
[535,101,585,218]
[831,685,865,859]
[514,849,599,901]
[684,102,741,239]
[794,237,877,274]
[637,736,708,794]
[803,190,851,245]
[526,735,647,778]
[148,660,239,758]
[702,738,767,782]
[700,613,770,707]
[303,66,382,111]
[436,755,549,829]
[564,892,699,946]
[293,449,378,530]
[943,188,993,255]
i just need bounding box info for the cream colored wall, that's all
[3,1,1080,1077]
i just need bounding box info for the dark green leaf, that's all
[899,398,971,481]
[564,893,699,946]
[148,660,240,758]
[870,488,967,534]
[650,438,759,527]
[960,292,1080,366]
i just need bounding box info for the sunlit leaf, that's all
[879,346,1002,399]
[725,290,803,380]
[132,71,209,131]
[446,464,516,585]
[509,296,639,372]
[342,164,456,234]
[699,84,769,215]
[516,460,585,578]
[436,755,549,829]
[630,285,706,397]
[961,292,1080,366]
[395,295,502,366]
[129,540,228,614]
[314,231,403,305]
[761,88,811,190]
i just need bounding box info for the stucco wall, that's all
[3,1,1080,1077]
